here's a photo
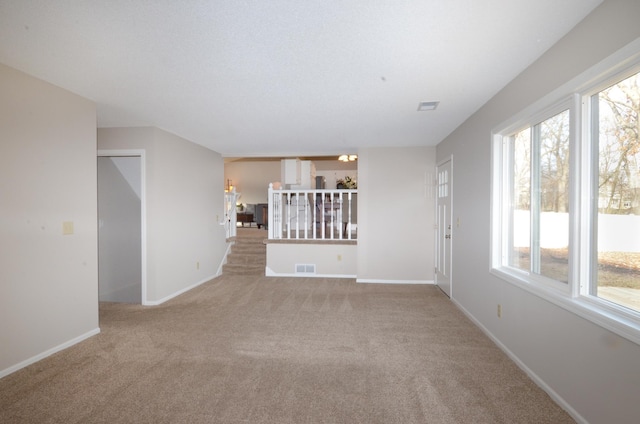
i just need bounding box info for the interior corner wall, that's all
[357,146,435,283]
[435,1,640,423]
[97,127,227,304]
[0,63,99,377]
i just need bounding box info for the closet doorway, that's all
[97,150,147,304]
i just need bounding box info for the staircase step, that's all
[223,232,267,276]
[231,244,265,254]
[226,254,266,265]
[223,262,265,275]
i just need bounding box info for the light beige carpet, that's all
[0,276,574,423]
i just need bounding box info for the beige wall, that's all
[224,159,281,204]
[98,127,227,304]
[266,244,357,277]
[0,63,99,376]
[357,146,436,283]
[436,1,640,422]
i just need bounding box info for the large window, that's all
[589,72,640,314]
[507,110,571,284]
[493,64,640,342]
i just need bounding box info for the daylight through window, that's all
[591,72,640,313]
[493,64,640,340]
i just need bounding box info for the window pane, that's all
[510,128,531,272]
[537,110,570,283]
[595,72,640,313]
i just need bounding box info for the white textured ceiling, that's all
[0,0,602,157]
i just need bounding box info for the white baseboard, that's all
[144,274,218,306]
[0,327,100,379]
[451,299,587,424]
[265,266,355,279]
[263,267,435,284]
[356,278,434,285]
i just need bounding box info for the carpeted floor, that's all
[0,276,575,423]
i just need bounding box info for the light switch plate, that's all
[62,221,74,235]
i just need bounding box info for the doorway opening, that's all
[97,150,147,304]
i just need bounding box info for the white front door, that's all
[436,159,452,297]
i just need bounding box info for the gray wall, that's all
[98,156,142,303]
[98,127,227,304]
[0,63,99,376]
[436,1,640,422]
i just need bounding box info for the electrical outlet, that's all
[497,304,502,318]
[337,254,342,261]
[196,261,200,270]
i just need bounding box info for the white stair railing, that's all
[224,188,240,239]
[268,184,357,241]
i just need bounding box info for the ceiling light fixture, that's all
[417,101,440,111]
[339,154,358,162]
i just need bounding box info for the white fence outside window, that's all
[513,211,640,252]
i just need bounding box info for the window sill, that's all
[491,267,640,347]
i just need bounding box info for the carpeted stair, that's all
[223,232,266,275]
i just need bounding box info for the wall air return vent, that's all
[295,264,316,274]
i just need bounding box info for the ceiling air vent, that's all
[417,101,440,111]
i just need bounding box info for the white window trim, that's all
[492,97,574,293]
[490,37,640,347]
[578,61,640,331]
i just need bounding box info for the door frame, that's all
[435,156,453,298]
[97,149,148,304]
